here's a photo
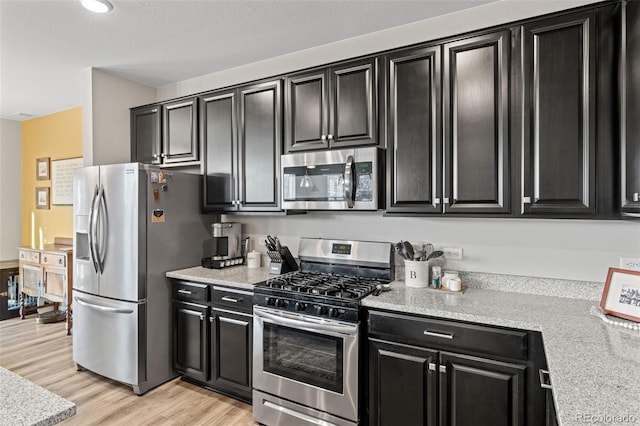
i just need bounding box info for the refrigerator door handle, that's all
[88,185,100,273]
[95,185,107,273]
[74,296,134,314]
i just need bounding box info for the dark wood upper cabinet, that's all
[385,46,442,214]
[521,12,597,216]
[622,0,640,214]
[131,105,161,164]
[238,79,283,211]
[163,97,199,164]
[285,58,377,152]
[200,89,237,211]
[443,30,511,214]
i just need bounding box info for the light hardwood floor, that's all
[0,317,255,425]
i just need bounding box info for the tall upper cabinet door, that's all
[163,97,199,164]
[521,12,596,216]
[622,0,640,215]
[443,31,511,214]
[285,70,330,152]
[201,89,237,211]
[386,46,442,214]
[329,58,377,148]
[131,105,161,164]
[238,80,283,211]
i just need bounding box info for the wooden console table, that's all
[18,239,73,335]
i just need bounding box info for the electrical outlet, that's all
[443,247,463,260]
[620,257,640,271]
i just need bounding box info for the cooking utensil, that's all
[402,241,414,260]
[426,250,444,260]
[394,242,405,259]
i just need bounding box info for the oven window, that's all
[263,323,343,393]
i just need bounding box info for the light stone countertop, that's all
[362,282,640,426]
[167,265,640,425]
[166,265,274,290]
[0,366,76,425]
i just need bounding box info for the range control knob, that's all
[328,307,340,318]
[294,302,306,312]
[315,305,328,316]
[266,297,276,306]
[275,299,285,308]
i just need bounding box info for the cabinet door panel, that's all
[286,70,329,152]
[173,301,207,382]
[622,1,640,213]
[238,80,282,211]
[163,98,198,163]
[386,46,442,213]
[444,31,510,214]
[210,309,252,401]
[440,352,525,426]
[131,105,161,164]
[369,339,437,426]
[201,90,237,211]
[522,13,596,215]
[331,59,377,148]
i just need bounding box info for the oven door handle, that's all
[254,306,358,336]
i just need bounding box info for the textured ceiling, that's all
[0,0,497,121]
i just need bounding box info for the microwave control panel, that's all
[354,162,373,202]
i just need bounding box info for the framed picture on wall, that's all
[600,267,640,323]
[36,157,50,180]
[36,187,50,210]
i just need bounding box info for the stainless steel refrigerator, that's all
[72,163,210,395]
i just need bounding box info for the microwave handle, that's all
[344,155,354,208]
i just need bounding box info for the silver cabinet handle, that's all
[539,369,552,389]
[320,135,327,141]
[443,198,450,204]
[344,154,354,209]
[177,289,192,295]
[634,193,639,202]
[523,196,532,204]
[424,330,454,340]
[434,198,441,205]
[327,134,334,140]
[221,296,242,303]
[439,365,447,373]
[428,362,437,371]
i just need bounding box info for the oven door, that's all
[253,306,359,422]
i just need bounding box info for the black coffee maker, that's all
[202,222,245,268]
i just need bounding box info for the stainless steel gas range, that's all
[252,238,393,426]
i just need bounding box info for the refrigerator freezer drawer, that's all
[72,291,145,386]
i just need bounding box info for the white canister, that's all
[404,260,429,288]
[447,277,462,292]
[442,270,459,289]
[247,250,261,268]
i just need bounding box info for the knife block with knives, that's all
[265,235,298,274]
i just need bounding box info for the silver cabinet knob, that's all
[634,193,639,202]
[320,135,327,141]
[327,134,334,140]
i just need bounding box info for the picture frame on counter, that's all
[36,157,50,180]
[600,268,640,323]
[35,187,50,210]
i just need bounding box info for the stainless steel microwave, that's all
[281,147,381,210]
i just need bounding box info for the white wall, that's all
[229,213,640,283]
[82,68,156,166]
[157,0,602,100]
[0,119,22,261]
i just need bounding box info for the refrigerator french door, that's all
[72,163,208,395]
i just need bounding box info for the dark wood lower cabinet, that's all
[209,309,253,401]
[173,301,208,382]
[440,352,525,426]
[369,340,438,426]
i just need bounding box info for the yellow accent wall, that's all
[21,107,82,248]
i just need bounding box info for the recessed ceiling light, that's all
[80,0,113,13]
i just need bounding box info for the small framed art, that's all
[36,157,50,180]
[36,187,50,210]
[600,267,640,323]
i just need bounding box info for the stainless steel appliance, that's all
[72,163,210,395]
[281,147,382,210]
[253,238,393,426]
